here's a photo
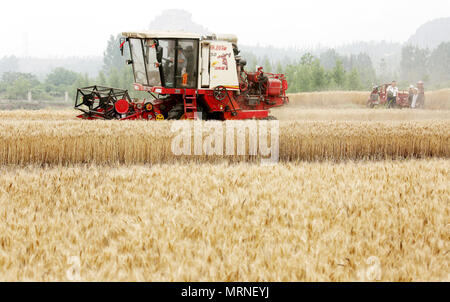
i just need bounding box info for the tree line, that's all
[245,42,450,93]
[399,43,450,89]
[0,35,449,100]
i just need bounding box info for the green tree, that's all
[262,56,272,73]
[275,61,283,74]
[97,71,107,86]
[400,45,429,84]
[429,42,450,86]
[69,73,94,98]
[1,72,41,99]
[103,34,129,75]
[107,67,121,88]
[284,64,300,93]
[297,64,313,92]
[1,72,39,86]
[311,59,327,91]
[6,77,33,99]
[346,68,362,90]
[45,68,79,98]
[346,53,376,88]
[319,49,340,70]
[332,60,346,88]
[300,53,314,66]
[46,68,78,87]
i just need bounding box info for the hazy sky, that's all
[1,0,449,57]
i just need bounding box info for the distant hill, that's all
[149,9,210,35]
[407,17,450,49]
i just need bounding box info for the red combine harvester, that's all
[75,31,289,120]
[367,82,425,109]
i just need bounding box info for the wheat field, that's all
[0,106,448,282]
[288,89,450,109]
[0,160,448,281]
[271,108,450,121]
[0,109,76,121]
[2,108,450,122]
[0,120,448,164]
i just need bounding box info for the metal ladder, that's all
[183,90,198,119]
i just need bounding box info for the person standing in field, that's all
[386,81,398,108]
[416,81,425,108]
[411,88,419,108]
[408,85,415,106]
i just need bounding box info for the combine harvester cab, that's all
[75,31,289,120]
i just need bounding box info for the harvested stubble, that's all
[0,159,448,281]
[0,120,448,164]
[271,108,450,121]
[288,91,370,108]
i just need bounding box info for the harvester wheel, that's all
[262,116,277,120]
[213,86,227,101]
[167,103,184,120]
[144,102,153,112]
[366,100,375,108]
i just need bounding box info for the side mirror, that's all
[119,38,126,56]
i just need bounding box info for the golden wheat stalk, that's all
[2,108,449,122]
[0,159,448,281]
[0,120,448,164]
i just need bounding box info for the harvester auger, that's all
[75,31,289,120]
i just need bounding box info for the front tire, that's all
[167,103,184,120]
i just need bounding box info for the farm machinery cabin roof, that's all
[75,31,289,120]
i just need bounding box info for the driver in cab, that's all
[167,47,188,87]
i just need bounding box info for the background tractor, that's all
[367,82,425,109]
[75,31,289,120]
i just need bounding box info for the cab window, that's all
[144,39,162,87]
[177,40,198,88]
[158,39,176,88]
[129,39,148,85]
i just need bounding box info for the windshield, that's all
[128,38,198,88]
[177,40,198,88]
